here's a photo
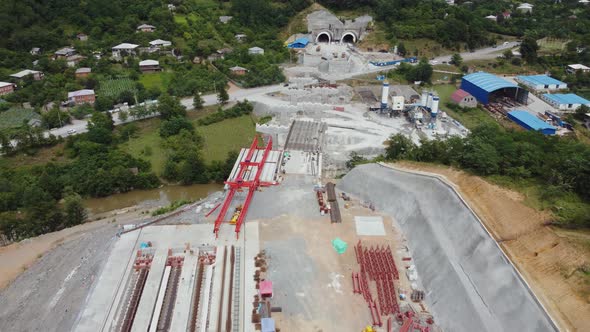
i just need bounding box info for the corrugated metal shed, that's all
[542,93,590,106]
[507,110,556,135]
[462,72,517,92]
[516,75,565,87]
[460,72,518,104]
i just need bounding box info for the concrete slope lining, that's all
[338,163,557,332]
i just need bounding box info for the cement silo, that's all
[381,81,389,109]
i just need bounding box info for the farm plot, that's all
[98,78,136,98]
[0,108,41,130]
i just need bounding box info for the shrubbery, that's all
[197,101,253,126]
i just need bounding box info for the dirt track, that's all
[394,161,590,332]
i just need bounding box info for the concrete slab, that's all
[354,216,386,236]
[283,150,321,176]
[132,249,168,332]
[74,231,140,332]
[243,222,259,332]
[169,251,199,332]
[207,246,225,332]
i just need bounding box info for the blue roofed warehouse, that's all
[541,93,590,111]
[516,75,567,91]
[460,72,529,105]
[508,110,556,135]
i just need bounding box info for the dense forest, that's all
[347,123,590,228]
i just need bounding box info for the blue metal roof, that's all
[288,38,309,48]
[517,75,565,86]
[508,110,556,131]
[542,93,590,105]
[462,72,517,92]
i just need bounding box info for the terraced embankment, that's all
[339,163,557,332]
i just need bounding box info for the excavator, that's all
[362,326,375,332]
[229,205,243,225]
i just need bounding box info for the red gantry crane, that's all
[213,135,275,238]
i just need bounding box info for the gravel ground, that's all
[0,225,117,332]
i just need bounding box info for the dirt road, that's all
[394,161,590,332]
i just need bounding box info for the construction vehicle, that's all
[362,326,376,332]
[229,205,243,225]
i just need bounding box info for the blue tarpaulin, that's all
[288,38,309,49]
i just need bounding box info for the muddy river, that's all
[84,183,223,214]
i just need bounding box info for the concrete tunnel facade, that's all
[339,163,557,332]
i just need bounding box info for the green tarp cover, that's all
[332,237,347,254]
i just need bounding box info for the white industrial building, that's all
[515,75,568,91]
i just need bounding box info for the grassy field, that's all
[537,37,569,54]
[98,78,136,98]
[139,72,172,92]
[196,115,256,163]
[0,108,40,130]
[432,84,456,105]
[120,109,256,175]
[463,59,542,75]
[398,38,454,58]
[432,84,498,130]
[118,118,166,173]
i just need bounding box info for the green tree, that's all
[158,93,187,120]
[450,53,463,67]
[160,117,195,138]
[42,106,71,129]
[520,36,539,63]
[218,86,229,104]
[193,91,204,110]
[118,110,129,122]
[385,134,416,160]
[503,49,513,60]
[574,105,589,121]
[63,193,87,227]
[397,42,407,56]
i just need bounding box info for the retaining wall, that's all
[338,163,556,332]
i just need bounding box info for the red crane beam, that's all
[213,135,274,238]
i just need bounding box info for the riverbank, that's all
[0,184,225,332]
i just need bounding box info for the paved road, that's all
[433,41,520,63]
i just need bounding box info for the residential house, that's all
[517,3,533,13]
[139,60,161,73]
[502,11,511,19]
[112,43,139,58]
[485,15,497,21]
[248,46,264,55]
[207,53,223,62]
[230,66,247,76]
[137,24,156,33]
[54,47,76,59]
[149,39,172,49]
[219,16,233,24]
[68,89,95,105]
[235,34,247,42]
[75,67,92,78]
[450,89,477,108]
[167,4,176,11]
[566,64,590,74]
[77,33,88,41]
[192,56,202,64]
[10,69,44,81]
[30,47,41,55]
[0,82,16,96]
[217,48,233,57]
[66,55,86,67]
